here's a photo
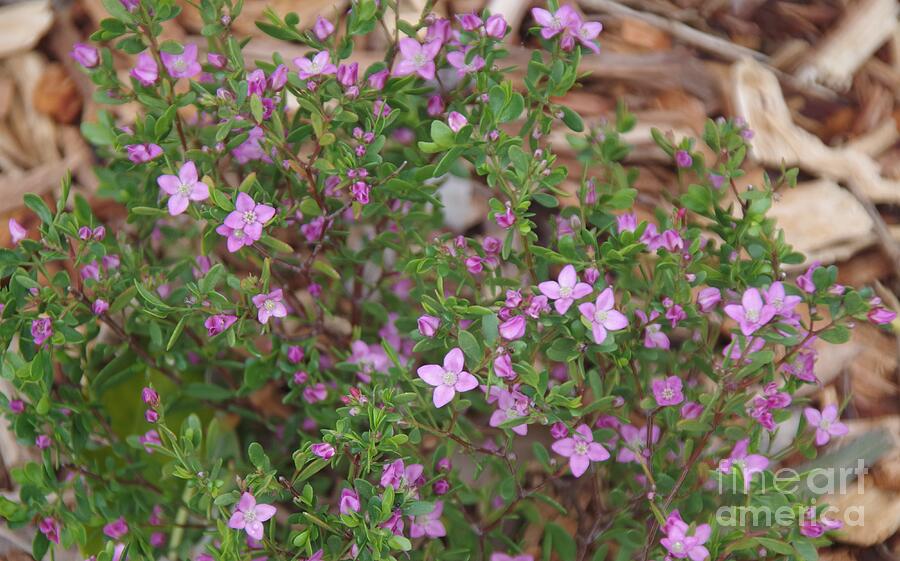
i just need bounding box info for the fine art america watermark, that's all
[715,460,866,528]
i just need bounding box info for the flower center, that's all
[243,210,257,224]
[662,387,674,400]
[178,183,192,196]
[820,419,830,429]
[671,540,684,552]
[559,286,572,298]
[745,309,759,322]
[264,299,275,311]
[233,230,244,239]
[243,510,256,523]
[594,310,608,324]
[574,442,588,455]
[174,59,186,72]
[772,297,783,309]
[414,53,427,66]
[442,371,457,386]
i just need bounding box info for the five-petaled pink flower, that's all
[218,192,276,252]
[294,51,337,80]
[724,288,775,336]
[252,289,287,324]
[156,161,209,216]
[393,38,441,80]
[531,5,579,39]
[417,347,478,408]
[447,50,486,76]
[409,500,446,538]
[718,438,768,491]
[9,218,26,245]
[804,405,848,446]
[539,264,593,314]
[161,44,201,79]
[661,510,711,561]
[578,287,628,344]
[651,376,684,407]
[228,492,276,541]
[551,423,609,477]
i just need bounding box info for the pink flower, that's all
[39,517,60,544]
[337,62,358,87]
[485,14,508,38]
[681,401,703,419]
[219,192,276,252]
[493,352,515,379]
[126,143,163,163]
[71,42,99,68]
[9,218,26,245]
[724,288,775,336]
[491,554,533,561]
[246,69,266,96]
[487,386,530,435]
[294,51,337,80]
[531,5,579,39]
[868,306,897,325]
[286,346,304,364]
[161,44,201,79]
[651,376,684,407]
[494,203,515,229]
[92,299,109,315]
[661,510,710,561]
[617,424,660,463]
[228,493,276,541]
[448,111,468,132]
[578,287,628,344]
[130,52,158,85]
[141,387,160,408]
[551,423,609,477]
[718,438,768,491]
[417,347,478,408]
[696,287,720,312]
[417,315,440,337]
[31,318,53,346]
[572,18,603,53]
[380,459,424,490]
[799,506,843,538]
[499,315,526,340]
[313,16,335,40]
[207,52,227,68]
[252,289,287,324]
[616,212,637,233]
[9,399,25,414]
[103,517,129,539]
[36,434,51,449]
[339,488,360,514]
[157,161,209,216]
[409,500,446,538]
[393,38,441,80]
[269,64,288,91]
[311,442,335,459]
[796,261,820,293]
[539,265,593,314]
[139,429,161,452]
[764,281,801,317]
[368,69,389,90]
[447,51,486,76]
[303,383,327,403]
[804,405,848,446]
[675,150,693,168]
[205,314,237,336]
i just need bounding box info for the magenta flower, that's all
[499,315,526,340]
[868,306,896,325]
[539,264,593,314]
[126,143,163,163]
[675,150,693,168]
[660,510,710,561]
[142,387,160,407]
[139,429,161,453]
[572,18,603,53]
[228,493,276,541]
[409,500,446,538]
[9,218,26,245]
[799,506,843,538]
[161,44,201,79]
[616,212,637,233]
[36,434,51,449]
[130,52,158,86]
[31,317,53,346]
[339,488,360,514]
[447,50,486,76]
[681,401,703,419]
[718,438,768,490]
[313,16,335,40]
[393,38,441,80]
[796,261,820,293]
[417,347,478,408]
[804,405,848,446]
[551,423,609,477]
[295,51,337,80]
[92,299,109,316]
[156,161,209,216]
[269,64,288,91]
[487,386,530,436]
[103,517,129,539]
[493,352,515,379]
[368,68,389,90]
[764,281,801,317]
[9,399,25,414]
[417,315,440,337]
[204,314,237,336]
[485,14,508,38]
[252,289,287,324]
[380,459,424,491]
[71,42,99,68]
[651,376,684,407]
[724,288,775,336]
[578,287,628,344]
[39,517,60,544]
[531,5,579,39]
[311,442,335,459]
[494,203,515,229]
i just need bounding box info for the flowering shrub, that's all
[1,1,896,560]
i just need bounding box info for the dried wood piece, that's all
[6,53,61,166]
[0,0,54,58]
[732,58,900,206]
[767,180,875,266]
[33,64,83,125]
[795,0,899,92]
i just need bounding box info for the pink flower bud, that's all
[92,299,109,316]
[313,16,335,40]
[311,442,335,459]
[417,315,440,337]
[141,387,160,408]
[448,111,468,133]
[71,43,100,69]
[493,353,515,379]
[427,95,445,116]
[697,287,721,312]
[499,315,526,341]
[484,14,508,38]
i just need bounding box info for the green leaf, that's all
[457,330,481,362]
[24,194,53,224]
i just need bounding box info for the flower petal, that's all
[443,347,465,373]
[417,364,444,386]
[432,384,455,408]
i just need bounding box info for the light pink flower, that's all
[161,44,201,79]
[409,500,446,538]
[578,287,628,344]
[219,192,276,251]
[313,16,335,40]
[294,51,337,80]
[724,288,775,336]
[661,510,710,561]
[551,423,609,477]
[130,52,158,85]
[156,161,209,216]
[8,218,26,245]
[339,488,360,514]
[393,38,441,80]
[804,405,848,446]
[252,289,287,324]
[447,51,486,76]
[417,347,478,408]
[538,264,592,314]
[499,315,526,340]
[228,493,276,541]
[531,5,579,39]
[651,376,683,407]
[718,438,768,491]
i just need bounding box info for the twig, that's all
[843,179,900,280]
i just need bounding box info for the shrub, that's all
[1,1,894,560]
